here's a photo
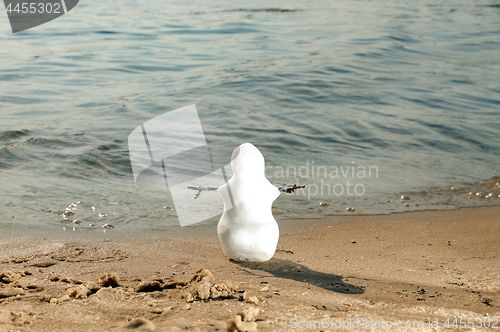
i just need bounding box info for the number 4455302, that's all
[5,2,62,14]
[444,318,498,329]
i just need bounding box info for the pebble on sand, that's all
[66,285,91,299]
[0,270,21,283]
[99,273,119,287]
[124,317,156,331]
[240,291,259,305]
[227,306,259,332]
[49,295,70,304]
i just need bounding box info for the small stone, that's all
[259,285,269,292]
[124,318,156,331]
[180,303,191,310]
[401,195,410,200]
[85,281,101,293]
[62,211,74,218]
[346,207,354,212]
[0,270,21,283]
[40,294,51,302]
[0,288,23,299]
[245,296,259,305]
[227,306,260,332]
[31,261,57,268]
[136,280,162,292]
[184,293,193,303]
[49,274,60,282]
[319,202,329,207]
[99,273,119,287]
[238,306,260,322]
[50,295,70,304]
[227,315,257,332]
[66,285,90,299]
[26,284,43,291]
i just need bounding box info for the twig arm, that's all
[187,186,218,199]
[187,184,306,199]
[278,184,307,193]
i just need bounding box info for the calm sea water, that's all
[1,0,499,232]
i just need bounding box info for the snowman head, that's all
[231,143,265,178]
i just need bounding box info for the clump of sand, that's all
[135,267,236,302]
[183,267,235,302]
[0,270,27,299]
[227,306,260,332]
[98,272,119,287]
[0,270,22,284]
[239,291,259,305]
[63,273,119,299]
[65,284,91,299]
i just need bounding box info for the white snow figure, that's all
[217,143,280,261]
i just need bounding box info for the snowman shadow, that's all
[232,258,364,294]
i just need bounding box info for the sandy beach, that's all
[0,206,499,331]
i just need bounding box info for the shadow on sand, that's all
[232,258,364,295]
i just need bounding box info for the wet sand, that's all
[0,206,499,331]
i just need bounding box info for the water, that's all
[1,0,499,232]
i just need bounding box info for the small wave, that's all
[169,28,260,35]
[223,8,301,13]
[0,147,22,169]
[72,147,132,177]
[25,137,66,146]
[398,176,500,211]
[0,130,30,141]
[94,30,120,34]
[386,35,421,44]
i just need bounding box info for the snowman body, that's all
[217,143,280,261]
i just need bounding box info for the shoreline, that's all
[0,206,499,331]
[3,203,500,240]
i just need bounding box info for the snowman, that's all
[186,142,305,262]
[217,143,279,261]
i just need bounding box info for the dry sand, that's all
[0,206,499,331]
